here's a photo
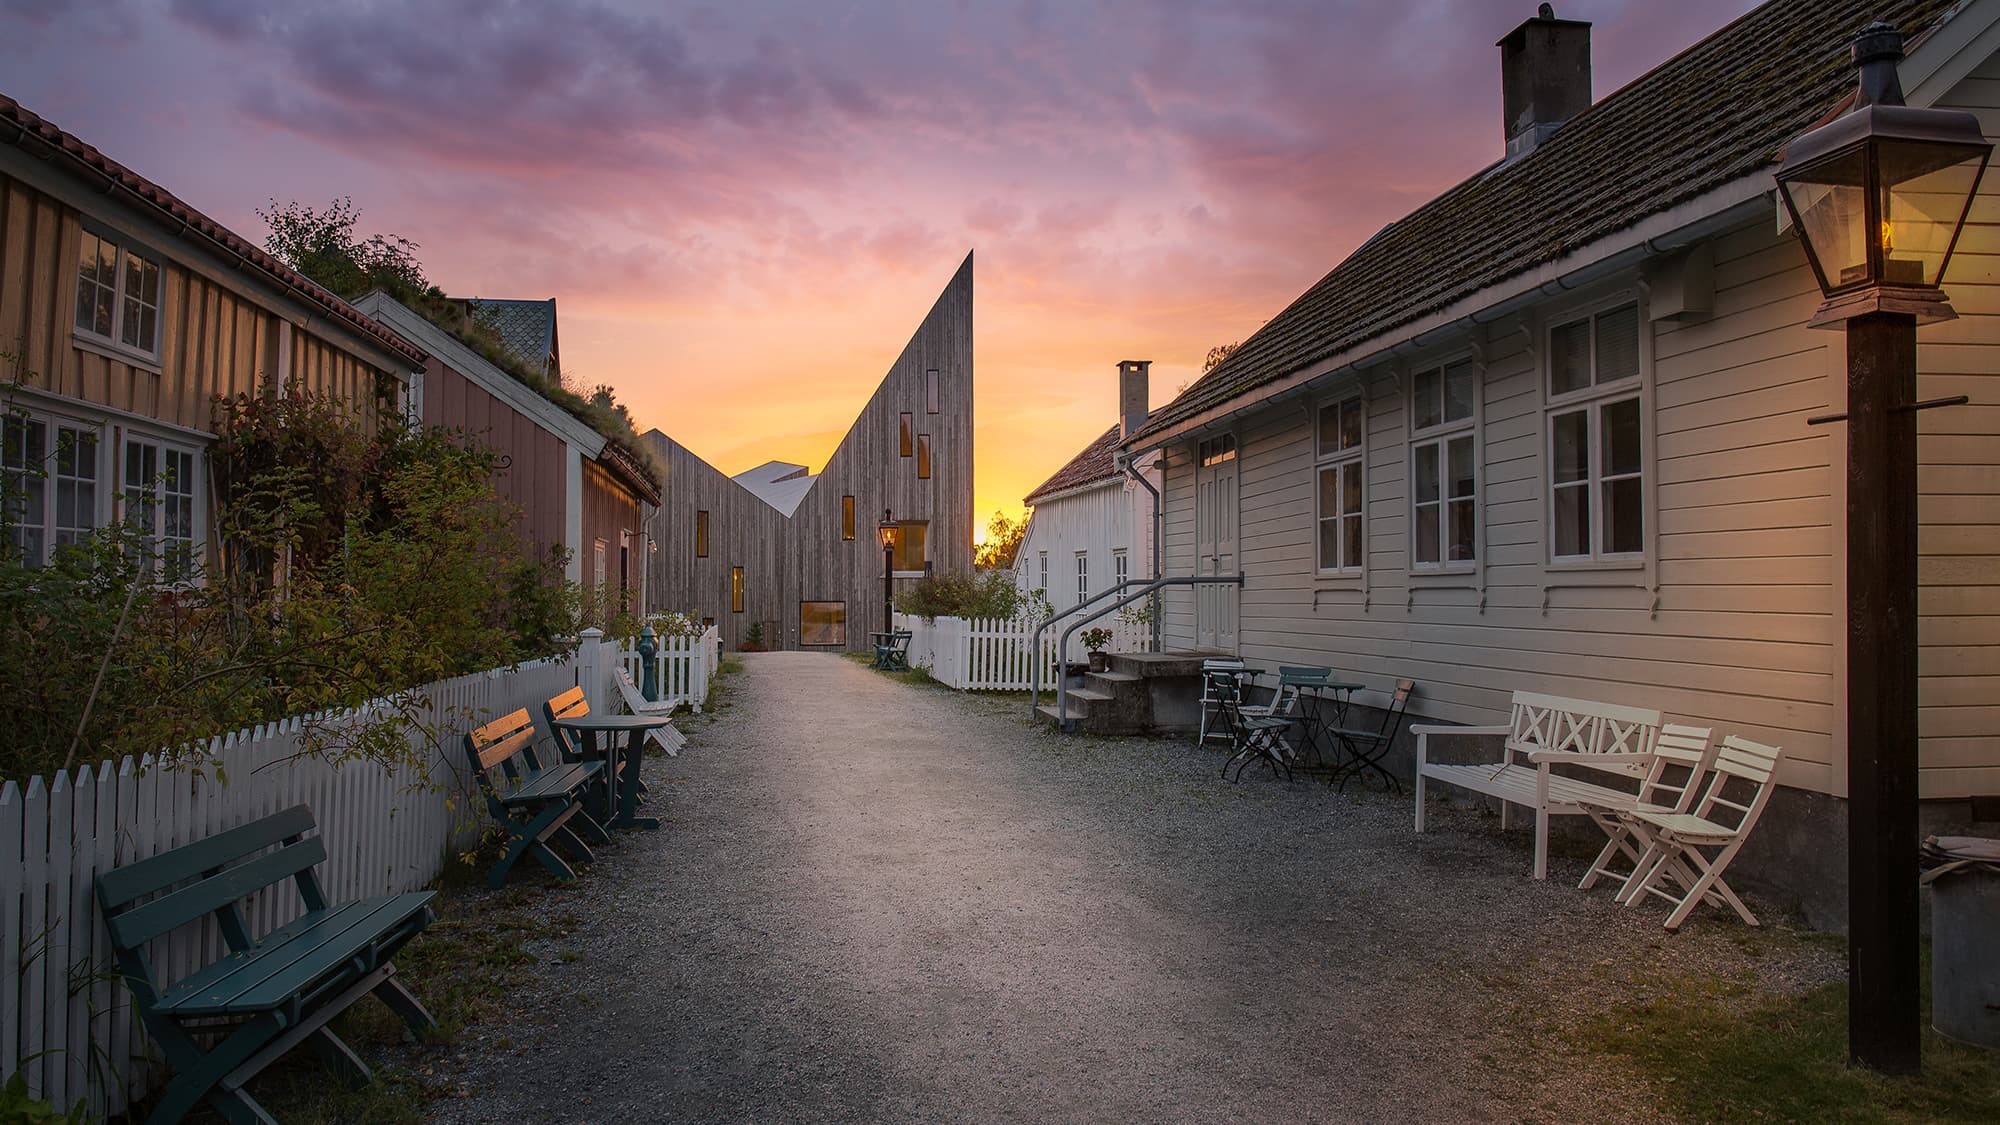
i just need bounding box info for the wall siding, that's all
[1013,470,1155,612]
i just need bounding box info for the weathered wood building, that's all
[645,255,974,650]
[0,94,424,572]
[1123,0,2000,917]
[353,292,660,604]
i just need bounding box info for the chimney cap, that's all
[1497,4,1589,48]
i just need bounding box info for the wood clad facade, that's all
[1150,54,2000,806]
[418,353,569,555]
[645,254,974,651]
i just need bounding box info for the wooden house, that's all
[645,255,974,650]
[1121,0,2000,916]
[351,292,661,605]
[0,94,425,574]
[1016,360,1162,613]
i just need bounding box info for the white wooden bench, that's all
[614,666,688,756]
[1411,691,1674,880]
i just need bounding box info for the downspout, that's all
[1118,449,1163,652]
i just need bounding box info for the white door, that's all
[1195,435,1239,652]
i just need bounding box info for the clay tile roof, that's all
[1127,0,1959,447]
[469,298,557,374]
[0,93,426,369]
[1025,424,1124,506]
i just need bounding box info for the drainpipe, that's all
[1119,450,1163,652]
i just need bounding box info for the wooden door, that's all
[1195,435,1239,652]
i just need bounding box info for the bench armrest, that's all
[1413,723,1510,768]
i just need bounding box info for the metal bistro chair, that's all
[1221,691,1296,784]
[1197,659,1251,746]
[1273,665,1336,769]
[1324,679,1415,793]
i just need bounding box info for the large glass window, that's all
[6,417,104,567]
[123,437,197,581]
[892,521,928,575]
[74,230,162,360]
[1410,359,1478,570]
[1546,302,1646,563]
[1315,397,1365,574]
[800,601,846,646]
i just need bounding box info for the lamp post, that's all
[1775,21,1990,1075]
[877,509,901,637]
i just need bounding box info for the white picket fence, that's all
[896,613,1153,690]
[604,625,722,710]
[0,652,584,1119]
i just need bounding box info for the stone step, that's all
[1034,704,1086,726]
[1087,671,1143,685]
[1067,687,1115,703]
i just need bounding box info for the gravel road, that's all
[422,651,1836,1124]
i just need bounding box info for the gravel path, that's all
[423,652,1837,1124]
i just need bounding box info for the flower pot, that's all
[1088,651,1109,673]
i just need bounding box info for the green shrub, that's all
[892,569,1041,622]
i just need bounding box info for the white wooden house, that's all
[1016,360,1162,613]
[1122,0,2000,917]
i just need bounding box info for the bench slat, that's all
[106,835,328,950]
[96,804,318,909]
[158,892,433,1016]
[497,763,600,804]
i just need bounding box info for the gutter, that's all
[1123,174,1776,452]
[1116,447,1164,652]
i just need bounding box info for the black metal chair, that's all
[1325,679,1415,793]
[1219,693,1296,784]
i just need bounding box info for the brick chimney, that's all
[1499,4,1591,160]
[1118,360,1151,439]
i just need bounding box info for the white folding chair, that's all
[1576,723,1714,891]
[614,667,687,756]
[1197,659,1249,745]
[1615,735,1784,930]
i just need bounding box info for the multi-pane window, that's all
[1546,303,1645,562]
[900,413,914,457]
[1075,551,1089,603]
[74,230,162,360]
[1038,550,1048,593]
[1114,548,1129,587]
[800,601,846,646]
[917,434,931,479]
[695,510,709,557]
[842,495,855,540]
[1410,359,1478,569]
[123,438,197,580]
[4,415,100,566]
[731,566,745,612]
[927,369,940,414]
[1315,397,1365,574]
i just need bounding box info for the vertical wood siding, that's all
[421,356,569,555]
[581,459,645,607]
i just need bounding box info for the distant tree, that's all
[258,197,431,302]
[974,510,1026,570]
[1202,341,1240,373]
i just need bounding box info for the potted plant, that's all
[1081,626,1114,673]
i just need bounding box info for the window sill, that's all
[73,332,163,374]
[1409,570,1479,588]
[1545,558,1646,575]
[1313,571,1365,587]
[890,571,926,579]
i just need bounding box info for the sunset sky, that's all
[2,0,1759,532]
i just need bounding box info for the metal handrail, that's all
[1027,577,1152,691]
[1031,573,1247,730]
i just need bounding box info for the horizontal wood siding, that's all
[1014,478,1139,611]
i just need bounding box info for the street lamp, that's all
[1775,21,1990,1076]
[877,509,901,636]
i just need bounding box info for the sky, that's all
[0,0,1761,534]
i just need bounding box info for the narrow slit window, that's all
[917,434,931,479]
[900,413,914,457]
[731,566,744,612]
[842,495,856,540]
[695,510,709,557]
[927,368,940,414]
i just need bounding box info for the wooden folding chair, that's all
[1615,735,1784,930]
[1576,723,1714,891]
[614,666,687,756]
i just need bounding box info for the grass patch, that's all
[837,650,1036,702]
[1571,952,2000,1123]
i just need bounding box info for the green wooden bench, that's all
[466,706,610,888]
[95,805,436,1125]
[541,686,643,804]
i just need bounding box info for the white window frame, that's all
[1408,356,1480,573]
[73,226,165,367]
[1113,548,1128,588]
[1038,550,1048,594]
[1313,394,1367,577]
[120,431,205,583]
[1075,551,1089,603]
[4,407,107,568]
[1542,297,1649,568]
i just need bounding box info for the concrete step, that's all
[1068,687,1115,703]
[1087,671,1143,685]
[1034,704,1087,727]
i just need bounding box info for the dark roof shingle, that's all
[470,298,557,375]
[1128,0,1958,445]
[1025,424,1124,506]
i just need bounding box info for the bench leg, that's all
[372,972,438,1036]
[568,809,612,847]
[305,1026,373,1087]
[1532,809,1549,880]
[143,1015,285,1125]
[549,821,596,865]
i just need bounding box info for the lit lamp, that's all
[1774,22,1990,1077]
[877,509,901,636]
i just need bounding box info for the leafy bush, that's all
[892,569,1041,622]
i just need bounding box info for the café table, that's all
[547,713,672,830]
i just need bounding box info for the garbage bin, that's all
[1922,835,2000,1049]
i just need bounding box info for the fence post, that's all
[577,627,606,711]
